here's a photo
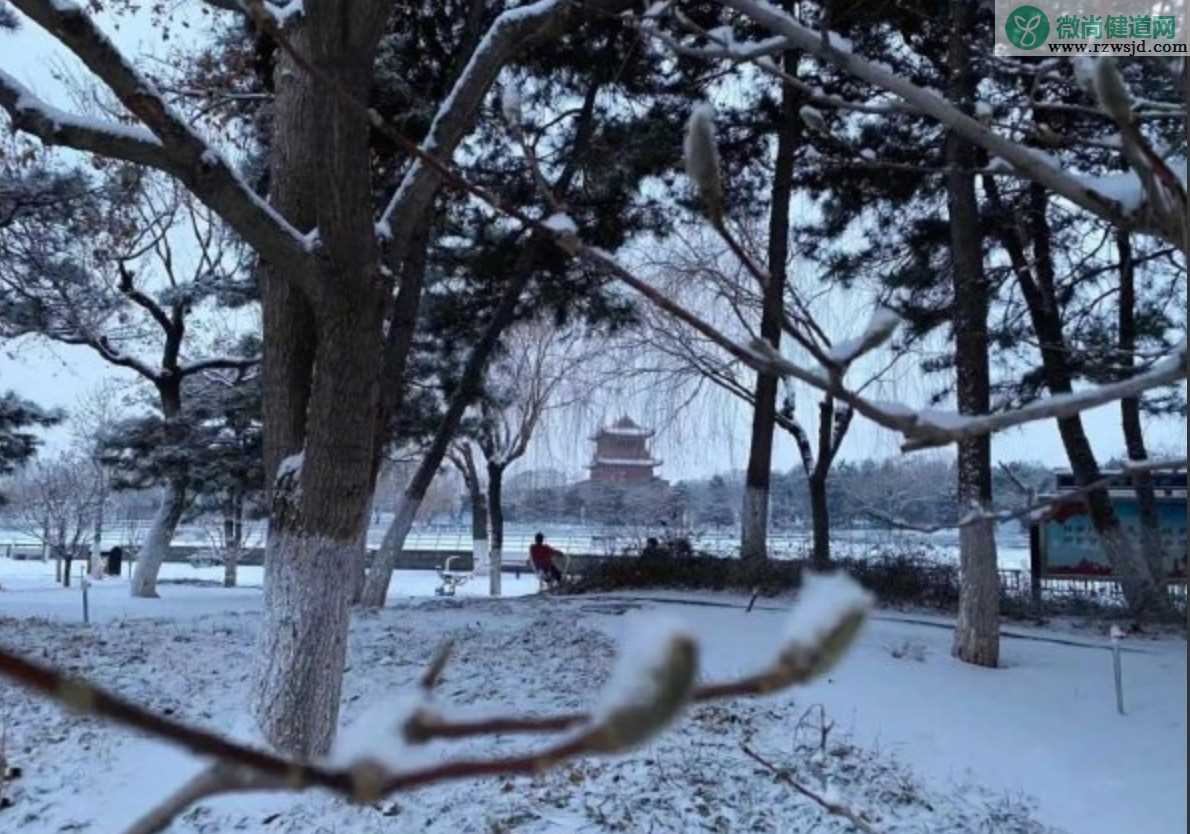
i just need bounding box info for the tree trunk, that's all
[461,456,489,576]
[252,10,389,758]
[89,470,106,579]
[222,496,242,589]
[946,0,999,668]
[488,463,504,597]
[130,380,187,598]
[130,479,187,598]
[49,519,59,582]
[360,255,537,607]
[61,540,72,588]
[808,473,830,570]
[1022,186,1162,615]
[740,29,798,564]
[471,490,489,576]
[347,524,369,604]
[1117,231,1167,578]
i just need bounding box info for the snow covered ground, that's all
[0,559,540,622]
[0,566,1184,834]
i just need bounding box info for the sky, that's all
[0,5,1185,485]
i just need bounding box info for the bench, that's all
[434,555,472,597]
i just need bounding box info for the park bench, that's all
[434,555,472,597]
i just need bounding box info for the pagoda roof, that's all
[589,415,655,439]
[588,457,662,467]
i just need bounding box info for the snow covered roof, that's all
[590,415,654,439]
[588,457,661,467]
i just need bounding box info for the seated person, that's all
[529,532,564,586]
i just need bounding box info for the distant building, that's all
[587,416,662,484]
[1032,469,1187,578]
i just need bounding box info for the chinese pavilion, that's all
[587,416,661,483]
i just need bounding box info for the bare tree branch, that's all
[1,1,315,282]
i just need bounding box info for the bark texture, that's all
[739,30,797,563]
[453,443,489,575]
[252,10,389,757]
[487,463,504,597]
[946,0,999,668]
[130,380,187,598]
[130,479,187,598]
[222,507,242,589]
[1021,185,1163,615]
[1116,231,1167,578]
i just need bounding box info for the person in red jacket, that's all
[529,532,564,586]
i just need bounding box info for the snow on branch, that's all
[2,0,314,280]
[583,616,698,752]
[0,69,167,162]
[748,337,1188,453]
[826,307,901,368]
[684,102,724,222]
[865,456,1188,534]
[0,583,878,834]
[375,0,636,253]
[718,0,1186,246]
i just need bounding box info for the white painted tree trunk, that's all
[252,531,352,756]
[130,481,186,598]
[952,515,1000,666]
[472,535,490,577]
[359,493,418,607]
[89,483,106,580]
[489,547,502,596]
[739,485,769,562]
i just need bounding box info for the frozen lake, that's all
[0,520,1035,571]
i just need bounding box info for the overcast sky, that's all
[1,7,1185,484]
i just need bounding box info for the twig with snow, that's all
[0,0,315,280]
[864,457,1187,534]
[741,744,879,834]
[716,0,1186,246]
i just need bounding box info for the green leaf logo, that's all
[1006,5,1050,49]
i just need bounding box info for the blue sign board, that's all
[1042,495,1187,577]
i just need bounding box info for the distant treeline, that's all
[496,458,1059,530]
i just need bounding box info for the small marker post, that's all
[81,566,90,625]
[1110,625,1125,715]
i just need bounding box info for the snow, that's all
[827,307,901,365]
[798,104,828,132]
[783,571,873,652]
[683,102,720,197]
[541,212,576,235]
[594,613,693,725]
[328,691,425,771]
[1079,170,1145,214]
[264,0,304,26]
[827,31,853,52]
[276,451,303,479]
[0,578,1184,834]
[500,82,521,128]
[1,69,164,147]
[0,559,542,622]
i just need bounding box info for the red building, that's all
[587,416,661,483]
